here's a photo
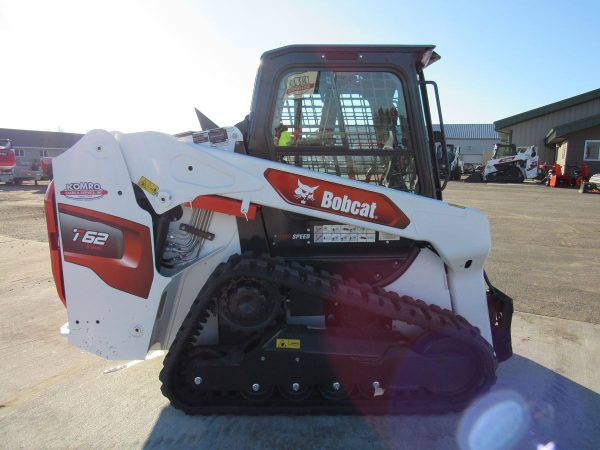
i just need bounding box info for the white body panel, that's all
[525,154,540,179]
[52,129,494,359]
[384,248,451,310]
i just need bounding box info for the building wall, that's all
[564,124,600,175]
[445,138,498,164]
[502,98,600,163]
[15,147,66,167]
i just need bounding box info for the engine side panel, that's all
[53,130,171,360]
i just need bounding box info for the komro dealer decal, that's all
[60,182,108,201]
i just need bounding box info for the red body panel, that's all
[264,168,411,229]
[57,204,155,299]
[0,147,16,171]
[188,195,258,220]
[44,182,67,305]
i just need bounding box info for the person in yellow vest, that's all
[279,129,293,146]
[274,123,293,146]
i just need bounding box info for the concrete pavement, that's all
[0,235,598,449]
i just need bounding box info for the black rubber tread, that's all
[486,166,525,183]
[159,253,497,415]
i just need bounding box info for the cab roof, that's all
[261,45,440,69]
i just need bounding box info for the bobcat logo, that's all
[294,179,319,204]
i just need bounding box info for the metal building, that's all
[545,114,600,175]
[494,89,600,164]
[433,124,500,164]
[0,128,83,168]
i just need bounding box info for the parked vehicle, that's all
[537,161,554,184]
[579,172,600,193]
[465,144,538,183]
[436,143,462,180]
[0,139,17,184]
[547,163,589,188]
[0,139,44,185]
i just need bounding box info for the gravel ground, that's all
[0,181,49,242]
[443,180,600,324]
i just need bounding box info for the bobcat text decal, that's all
[264,169,410,229]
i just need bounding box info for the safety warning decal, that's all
[276,338,301,349]
[137,176,159,196]
[314,224,376,243]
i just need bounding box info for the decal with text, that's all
[60,182,108,201]
[265,169,410,229]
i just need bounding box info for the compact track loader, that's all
[44,45,513,415]
[464,143,538,183]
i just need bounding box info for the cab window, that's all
[271,70,418,193]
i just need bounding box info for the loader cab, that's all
[435,143,457,166]
[492,143,517,159]
[245,45,442,201]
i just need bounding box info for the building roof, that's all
[0,128,83,150]
[432,124,500,140]
[494,88,600,131]
[545,113,600,144]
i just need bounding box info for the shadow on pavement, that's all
[143,355,600,450]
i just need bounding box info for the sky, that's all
[1,0,599,135]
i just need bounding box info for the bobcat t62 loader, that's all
[44,45,513,415]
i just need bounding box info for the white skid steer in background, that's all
[465,144,538,183]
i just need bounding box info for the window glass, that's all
[584,141,600,161]
[494,145,516,158]
[272,70,417,193]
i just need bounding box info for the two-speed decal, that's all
[264,169,410,229]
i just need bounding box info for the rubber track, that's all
[159,254,497,415]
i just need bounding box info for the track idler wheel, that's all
[179,348,225,399]
[414,332,481,397]
[218,279,282,332]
